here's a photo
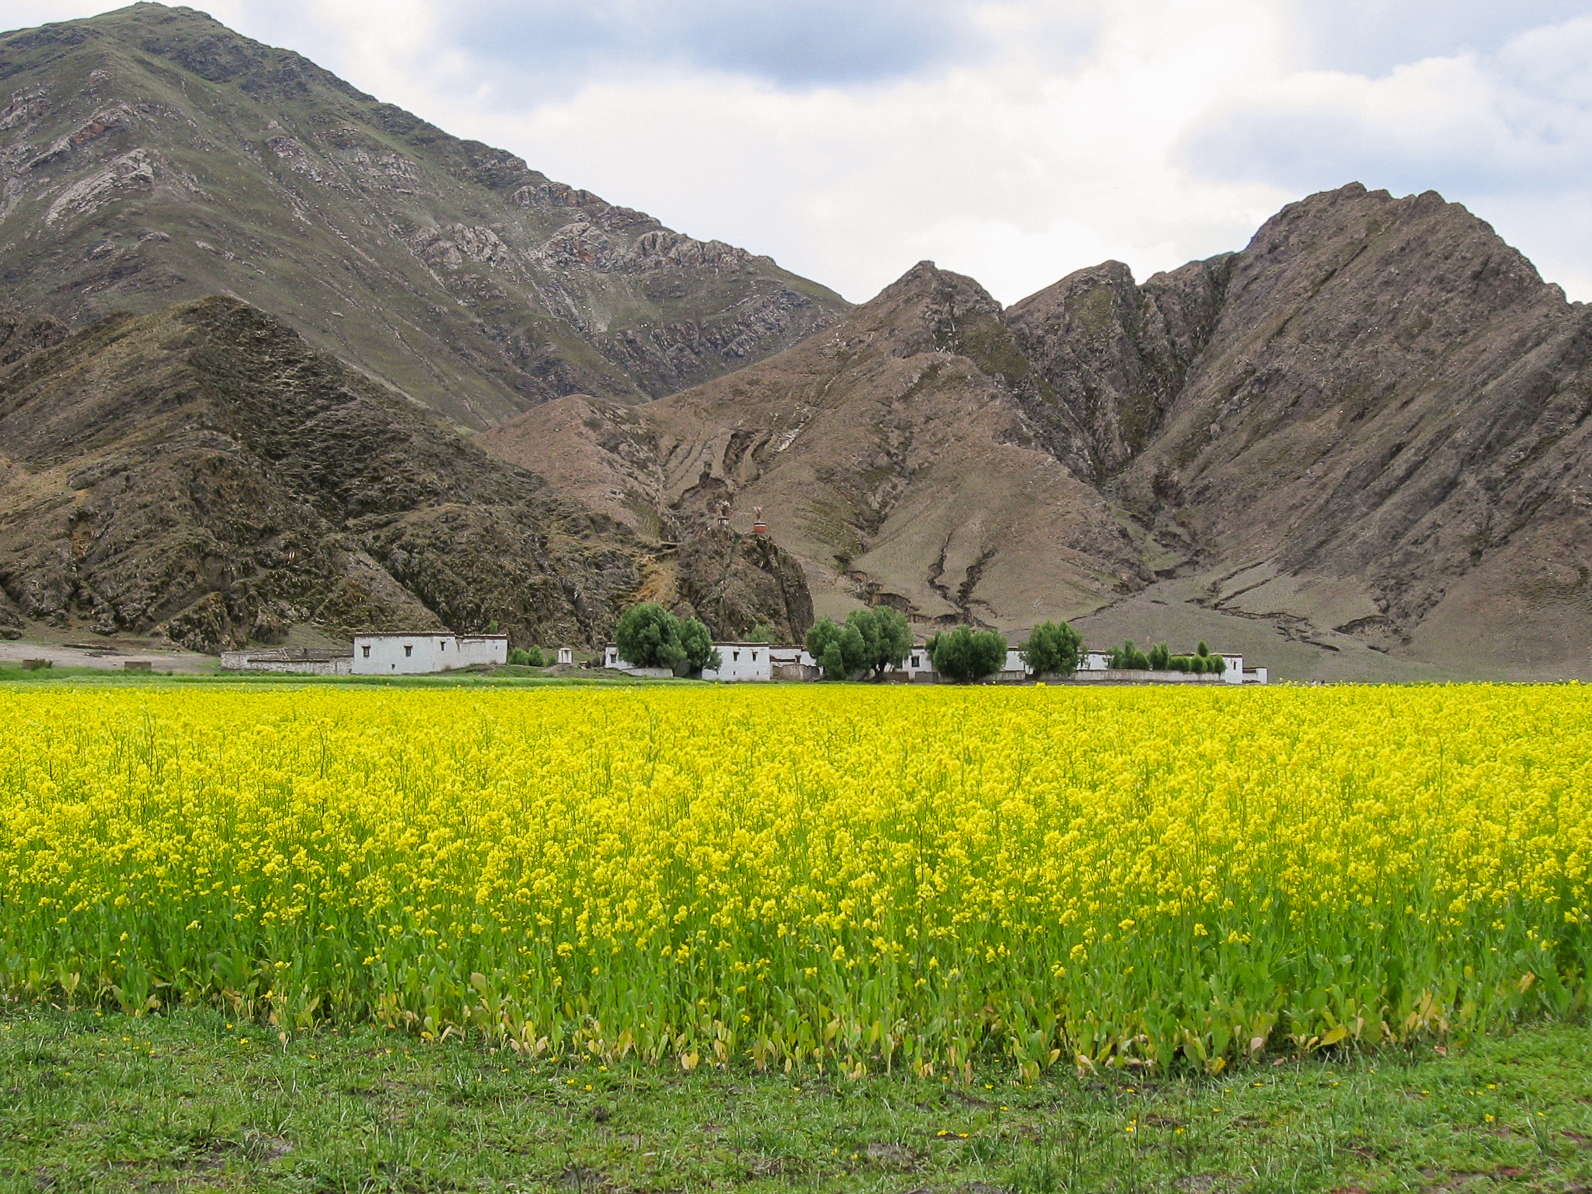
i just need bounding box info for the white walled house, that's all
[352,632,508,675]
[702,642,774,682]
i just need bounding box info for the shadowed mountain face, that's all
[0,297,815,651]
[0,4,848,429]
[488,184,1592,679]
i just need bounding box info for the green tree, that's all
[1147,642,1171,670]
[806,617,869,679]
[1020,620,1083,677]
[927,625,1008,683]
[616,602,681,670]
[1109,640,1150,670]
[806,617,844,675]
[847,607,914,677]
[745,621,776,644]
[675,617,721,676]
[508,646,545,667]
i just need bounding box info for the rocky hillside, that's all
[490,184,1592,679]
[0,297,815,651]
[0,4,848,429]
[486,263,1151,630]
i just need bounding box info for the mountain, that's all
[0,3,848,430]
[484,263,1151,631]
[488,184,1592,680]
[0,295,814,651]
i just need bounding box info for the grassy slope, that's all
[0,1007,1587,1193]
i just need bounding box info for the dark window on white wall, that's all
[404,645,413,657]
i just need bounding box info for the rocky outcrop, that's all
[0,4,849,428]
[0,306,67,365]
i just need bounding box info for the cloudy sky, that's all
[10,0,1592,304]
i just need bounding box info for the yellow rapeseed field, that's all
[0,683,1587,1077]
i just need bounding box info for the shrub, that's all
[1109,641,1150,670]
[508,647,545,667]
[745,622,776,644]
[1020,620,1083,677]
[1148,642,1171,671]
[928,626,1008,683]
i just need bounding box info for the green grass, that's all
[1,1006,1587,1193]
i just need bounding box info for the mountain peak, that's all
[0,3,848,427]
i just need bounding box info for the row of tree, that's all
[612,601,1224,683]
[1106,640,1227,674]
[803,610,1085,682]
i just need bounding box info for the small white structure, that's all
[556,646,574,666]
[352,632,508,675]
[601,645,674,678]
[221,647,353,675]
[881,645,938,682]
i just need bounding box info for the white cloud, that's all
[6,0,1592,302]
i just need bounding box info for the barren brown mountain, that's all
[0,4,847,429]
[488,184,1592,680]
[0,297,813,651]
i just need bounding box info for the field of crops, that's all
[0,684,1587,1079]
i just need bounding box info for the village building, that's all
[219,646,353,675]
[352,632,508,675]
[702,642,775,682]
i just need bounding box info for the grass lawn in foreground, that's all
[1,1008,1588,1193]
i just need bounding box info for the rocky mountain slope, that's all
[0,296,814,651]
[0,4,847,430]
[486,263,1152,630]
[490,184,1592,679]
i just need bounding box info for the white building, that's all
[556,647,574,665]
[1071,650,1262,684]
[600,645,675,678]
[352,632,508,675]
[220,647,353,675]
[702,642,775,682]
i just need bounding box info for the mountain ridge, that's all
[485,183,1592,679]
[0,3,848,429]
